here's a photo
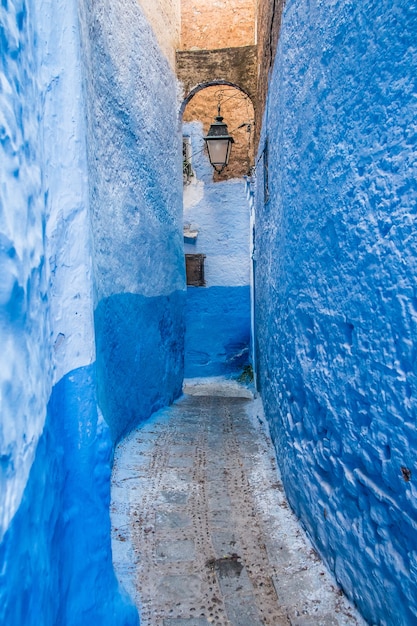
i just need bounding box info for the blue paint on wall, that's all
[0,364,138,625]
[95,291,185,442]
[256,1,417,624]
[185,286,250,378]
[80,0,186,438]
[2,0,182,621]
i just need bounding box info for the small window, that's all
[185,254,206,287]
[183,137,193,184]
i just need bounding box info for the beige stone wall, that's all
[180,0,256,50]
[183,85,255,179]
[138,0,181,68]
[256,0,285,129]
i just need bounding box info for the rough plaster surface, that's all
[0,366,138,625]
[0,0,50,539]
[0,1,138,618]
[255,1,417,624]
[111,392,365,626]
[80,0,186,440]
[0,0,95,539]
[81,0,185,302]
[185,286,250,378]
[95,291,185,441]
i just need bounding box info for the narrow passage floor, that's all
[111,383,365,626]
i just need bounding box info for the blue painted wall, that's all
[95,292,185,440]
[256,1,417,624]
[185,286,250,377]
[0,366,138,626]
[80,0,185,440]
[0,0,139,621]
[183,121,251,378]
[1,0,186,621]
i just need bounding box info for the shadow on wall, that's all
[95,291,185,443]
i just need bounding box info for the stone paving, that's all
[111,383,366,626]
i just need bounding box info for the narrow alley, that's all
[2,1,417,624]
[111,382,365,626]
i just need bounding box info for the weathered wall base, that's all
[0,365,138,625]
[185,286,250,378]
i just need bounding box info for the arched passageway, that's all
[181,85,255,379]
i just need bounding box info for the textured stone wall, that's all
[180,0,255,50]
[255,1,417,624]
[177,45,257,105]
[138,0,180,68]
[255,0,284,127]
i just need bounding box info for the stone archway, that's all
[176,45,257,113]
[180,79,253,120]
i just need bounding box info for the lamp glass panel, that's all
[206,138,230,166]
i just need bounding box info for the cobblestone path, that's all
[111,389,365,626]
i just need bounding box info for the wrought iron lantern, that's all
[203,106,235,173]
